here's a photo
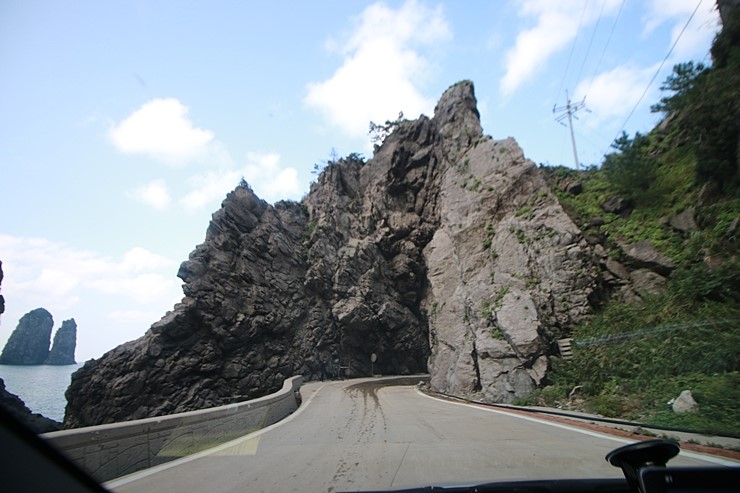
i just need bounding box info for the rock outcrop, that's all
[0,309,77,366]
[45,319,77,365]
[64,81,598,427]
[0,308,53,365]
[0,266,62,432]
[0,260,5,315]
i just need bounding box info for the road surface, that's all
[108,376,734,493]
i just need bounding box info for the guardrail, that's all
[42,375,303,483]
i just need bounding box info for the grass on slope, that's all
[530,127,739,437]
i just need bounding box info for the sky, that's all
[0,0,720,361]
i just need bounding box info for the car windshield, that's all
[1,1,738,492]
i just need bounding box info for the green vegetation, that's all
[530,16,740,436]
[524,276,541,288]
[656,7,740,188]
[490,326,505,340]
[514,204,534,219]
[481,224,496,250]
[523,268,740,434]
[368,111,405,150]
[301,221,318,244]
[480,300,492,319]
[492,286,510,310]
[238,177,252,190]
[602,132,656,199]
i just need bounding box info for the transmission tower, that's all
[553,90,586,170]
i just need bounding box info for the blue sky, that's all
[0,0,720,361]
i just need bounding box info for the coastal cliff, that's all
[65,81,600,427]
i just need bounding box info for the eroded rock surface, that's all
[0,308,53,365]
[0,260,5,315]
[46,319,77,365]
[65,81,599,427]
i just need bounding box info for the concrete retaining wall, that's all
[42,376,303,483]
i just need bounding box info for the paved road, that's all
[109,377,734,493]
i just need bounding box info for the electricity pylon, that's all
[553,90,586,170]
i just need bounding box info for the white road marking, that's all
[417,389,739,467]
[105,383,327,489]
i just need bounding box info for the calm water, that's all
[0,363,82,422]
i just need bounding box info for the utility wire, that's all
[554,0,589,107]
[583,0,626,101]
[574,318,739,347]
[599,0,703,158]
[574,0,608,90]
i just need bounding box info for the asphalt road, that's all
[108,376,735,493]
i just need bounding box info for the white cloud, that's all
[107,309,163,324]
[18,268,81,302]
[501,0,621,96]
[305,0,451,140]
[127,179,171,210]
[643,0,720,60]
[180,152,302,210]
[0,234,178,310]
[0,235,182,359]
[575,64,658,126]
[88,274,177,305]
[109,98,214,165]
[242,152,302,203]
[122,247,175,271]
[181,169,241,211]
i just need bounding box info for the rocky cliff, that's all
[64,81,598,427]
[0,260,5,316]
[46,319,77,365]
[0,308,54,365]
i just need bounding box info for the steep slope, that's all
[65,81,597,427]
[526,7,740,433]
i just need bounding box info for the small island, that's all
[0,308,77,365]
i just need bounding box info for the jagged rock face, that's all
[64,81,597,427]
[46,319,77,365]
[418,86,595,402]
[0,308,53,365]
[65,194,311,426]
[423,139,596,401]
[0,260,5,315]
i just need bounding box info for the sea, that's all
[0,363,82,422]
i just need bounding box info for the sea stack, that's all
[45,319,77,365]
[0,308,53,365]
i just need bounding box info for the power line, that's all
[599,0,704,158]
[583,0,626,102]
[574,0,608,89]
[554,0,590,106]
[574,318,739,347]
